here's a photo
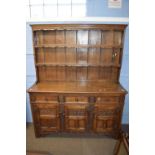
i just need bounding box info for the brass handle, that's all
[112,51,117,62]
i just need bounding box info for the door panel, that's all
[93,104,120,133]
[64,103,88,132]
[32,103,60,134]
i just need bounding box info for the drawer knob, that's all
[97,97,101,101]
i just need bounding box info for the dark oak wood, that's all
[28,24,127,138]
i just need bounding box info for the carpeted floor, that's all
[26,124,119,155]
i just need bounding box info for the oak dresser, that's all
[27,24,128,138]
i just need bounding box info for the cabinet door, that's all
[32,103,60,135]
[64,103,88,132]
[93,104,120,133]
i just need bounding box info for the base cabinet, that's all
[30,93,124,137]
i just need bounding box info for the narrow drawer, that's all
[30,93,58,102]
[94,104,121,116]
[96,96,119,103]
[65,96,88,103]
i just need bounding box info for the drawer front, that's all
[94,104,121,116]
[96,96,119,103]
[65,96,88,103]
[30,93,58,102]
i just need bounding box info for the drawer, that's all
[30,93,58,102]
[65,96,88,103]
[94,104,121,116]
[96,96,119,103]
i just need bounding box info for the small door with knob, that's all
[64,103,88,132]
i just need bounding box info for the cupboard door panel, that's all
[93,104,120,133]
[32,103,60,134]
[64,103,88,132]
[94,117,116,132]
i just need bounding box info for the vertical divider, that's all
[56,46,58,81]
[99,30,102,79]
[42,31,45,65]
[64,30,67,81]
[76,30,78,81]
[111,30,115,64]
[87,30,89,80]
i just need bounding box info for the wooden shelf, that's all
[34,44,123,49]
[36,63,120,68]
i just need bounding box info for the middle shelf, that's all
[36,63,121,67]
[34,44,123,49]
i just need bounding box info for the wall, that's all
[26,0,129,123]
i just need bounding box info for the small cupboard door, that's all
[32,103,60,134]
[93,104,120,133]
[64,103,88,132]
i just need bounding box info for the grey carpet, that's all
[26,124,117,155]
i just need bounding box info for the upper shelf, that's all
[34,44,123,49]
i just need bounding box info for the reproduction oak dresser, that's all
[27,24,127,138]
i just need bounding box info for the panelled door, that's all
[93,104,120,133]
[32,103,60,135]
[64,103,88,132]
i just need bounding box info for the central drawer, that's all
[65,96,88,103]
